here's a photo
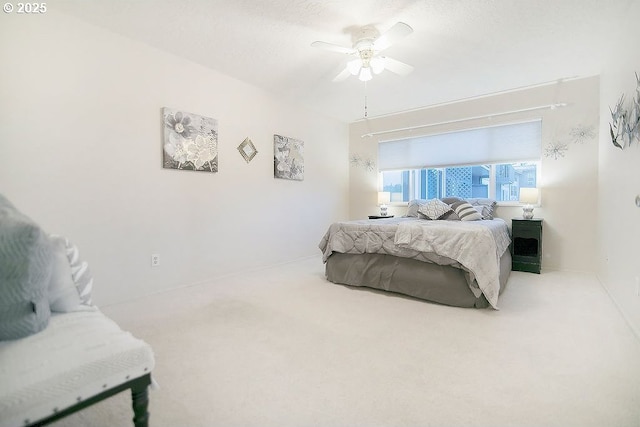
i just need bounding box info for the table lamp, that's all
[519,188,539,219]
[377,192,391,216]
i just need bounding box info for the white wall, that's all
[349,76,600,273]
[597,0,640,336]
[0,10,349,306]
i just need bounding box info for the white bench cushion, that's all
[0,308,154,427]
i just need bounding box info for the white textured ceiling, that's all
[55,0,635,122]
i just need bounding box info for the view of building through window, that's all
[381,162,537,203]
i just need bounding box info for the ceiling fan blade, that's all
[332,67,352,82]
[311,40,355,55]
[373,22,413,51]
[382,57,414,76]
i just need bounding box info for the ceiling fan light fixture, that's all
[370,57,385,74]
[347,59,362,76]
[312,21,414,83]
[359,67,373,82]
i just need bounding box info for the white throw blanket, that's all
[394,220,509,309]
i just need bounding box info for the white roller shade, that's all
[378,120,542,171]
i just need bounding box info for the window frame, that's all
[380,160,541,207]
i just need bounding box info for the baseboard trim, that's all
[595,274,640,343]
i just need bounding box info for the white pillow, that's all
[48,235,82,312]
[417,199,452,220]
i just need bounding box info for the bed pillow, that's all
[466,198,497,219]
[418,199,452,220]
[438,197,463,220]
[406,199,427,218]
[407,198,462,218]
[441,197,463,205]
[451,200,483,221]
[63,237,94,306]
[444,211,461,221]
[48,235,82,312]
[0,194,52,340]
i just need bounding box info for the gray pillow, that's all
[0,194,52,340]
[440,197,463,205]
[406,199,427,218]
[466,198,497,219]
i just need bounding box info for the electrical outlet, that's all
[151,254,160,267]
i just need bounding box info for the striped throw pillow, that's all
[452,200,483,221]
[62,238,94,306]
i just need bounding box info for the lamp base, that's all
[380,205,388,216]
[522,205,534,219]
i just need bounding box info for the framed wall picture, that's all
[162,107,218,172]
[273,134,304,181]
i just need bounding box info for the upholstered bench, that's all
[0,194,155,426]
[0,309,154,427]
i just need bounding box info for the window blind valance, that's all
[378,119,542,171]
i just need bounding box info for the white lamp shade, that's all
[378,192,391,205]
[359,67,373,81]
[519,187,539,204]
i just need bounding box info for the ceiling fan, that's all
[311,22,414,82]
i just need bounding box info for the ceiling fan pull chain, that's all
[364,81,368,118]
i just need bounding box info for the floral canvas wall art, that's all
[273,134,304,181]
[162,107,218,172]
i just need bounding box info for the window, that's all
[381,162,538,203]
[378,120,541,204]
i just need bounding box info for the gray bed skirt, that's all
[325,251,512,308]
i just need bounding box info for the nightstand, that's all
[511,218,543,273]
[368,215,394,219]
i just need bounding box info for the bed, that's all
[318,198,512,309]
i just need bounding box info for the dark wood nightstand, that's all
[368,215,394,219]
[511,218,543,274]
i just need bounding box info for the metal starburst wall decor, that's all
[350,153,376,173]
[609,73,640,149]
[569,125,596,144]
[544,142,568,160]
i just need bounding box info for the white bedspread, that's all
[394,219,510,309]
[0,308,154,427]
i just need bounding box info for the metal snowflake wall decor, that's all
[544,122,595,160]
[569,125,595,144]
[350,153,376,173]
[544,142,568,160]
[363,158,376,172]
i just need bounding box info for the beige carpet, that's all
[50,256,640,427]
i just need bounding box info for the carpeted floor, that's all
[50,256,640,427]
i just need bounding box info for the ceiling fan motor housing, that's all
[313,22,413,82]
